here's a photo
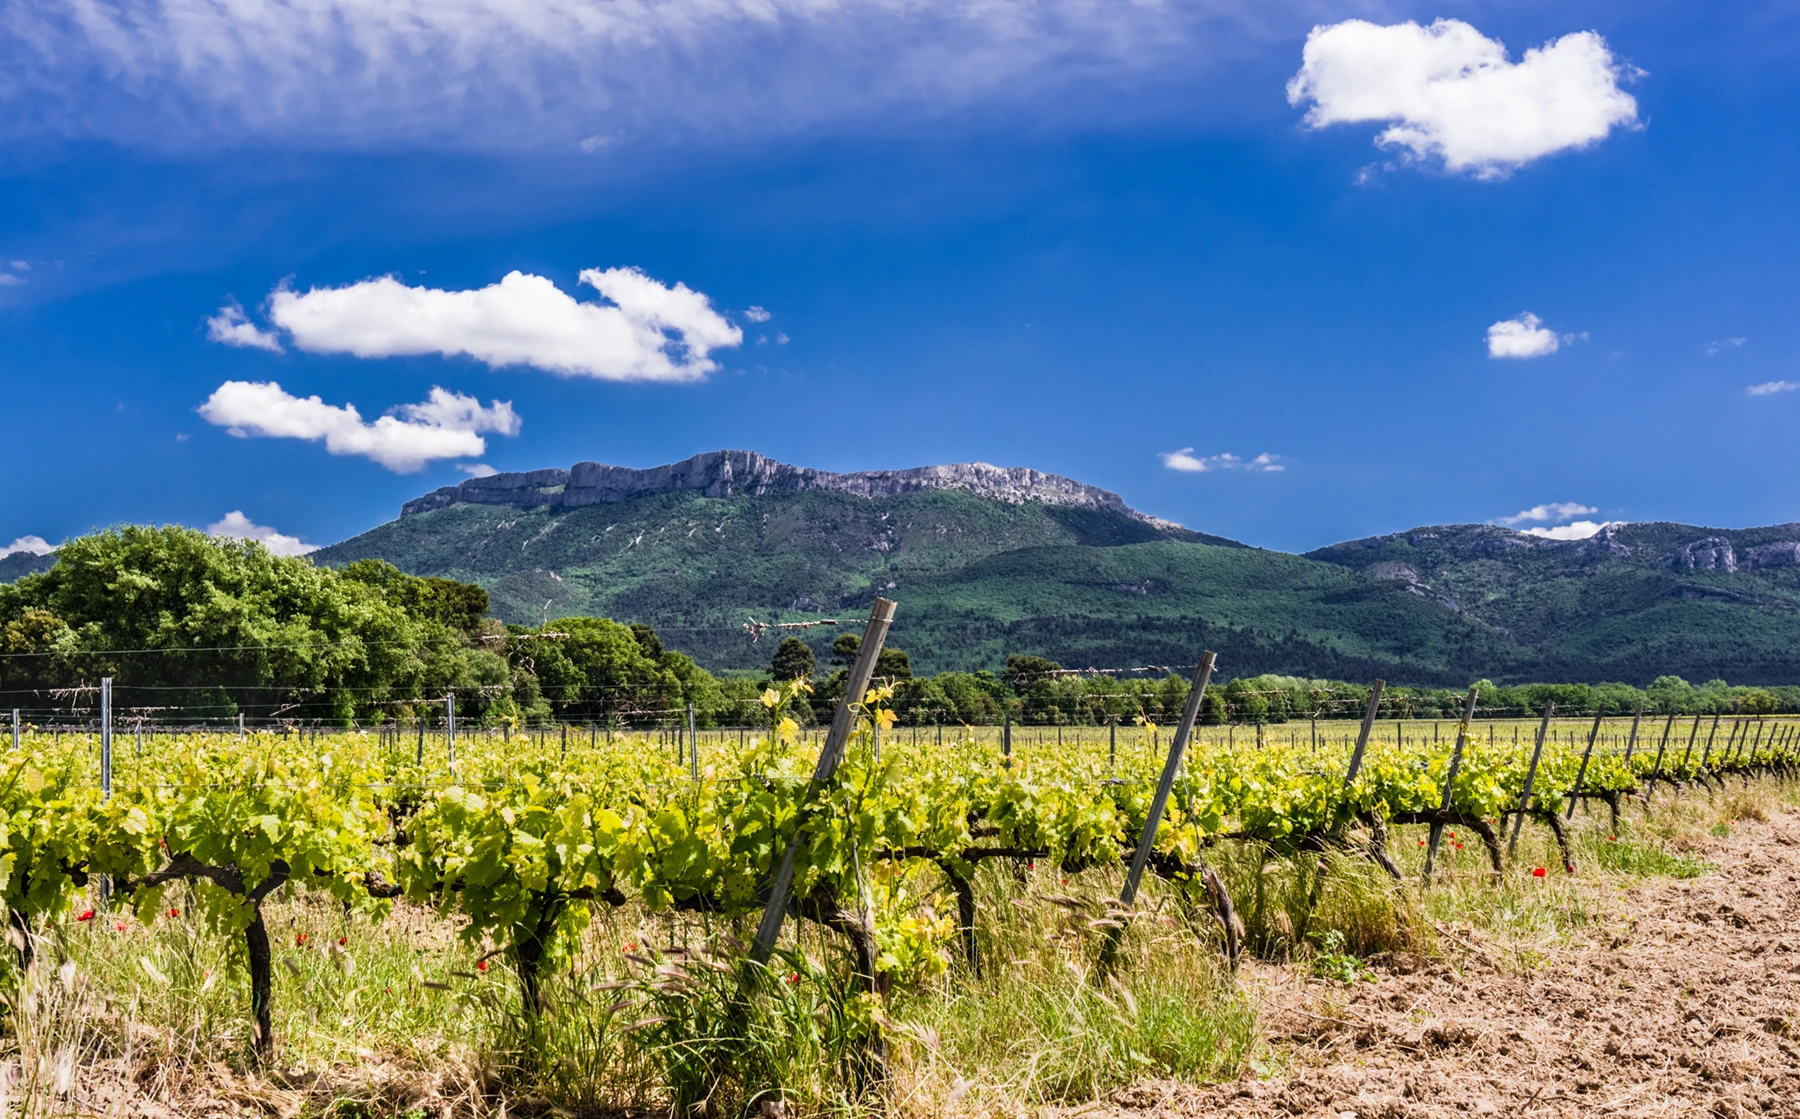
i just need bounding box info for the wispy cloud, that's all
[0,535,55,558]
[1160,449,1284,473]
[1706,337,1746,356]
[207,303,283,352]
[1487,312,1584,359]
[1746,380,1798,397]
[206,511,316,557]
[197,382,520,472]
[213,268,740,381]
[1289,18,1639,178]
[1496,501,1597,526]
[457,462,500,478]
[0,0,1269,151]
[743,306,772,323]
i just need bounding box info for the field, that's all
[1,692,1796,1118]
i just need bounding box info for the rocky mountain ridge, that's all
[401,449,1181,528]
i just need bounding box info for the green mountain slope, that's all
[122,454,1800,685]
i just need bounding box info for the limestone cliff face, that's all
[400,449,1180,527]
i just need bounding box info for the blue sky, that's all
[1,0,1797,558]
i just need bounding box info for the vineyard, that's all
[2,604,1798,1115]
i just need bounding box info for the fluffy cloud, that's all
[1160,450,1284,473]
[1746,380,1799,397]
[1288,19,1639,177]
[457,462,500,478]
[0,535,55,558]
[1497,501,1597,526]
[0,0,1239,150]
[197,381,520,472]
[206,304,283,352]
[206,511,316,557]
[1486,312,1582,359]
[743,306,772,323]
[216,268,741,381]
[1522,520,1619,541]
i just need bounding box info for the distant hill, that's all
[19,450,1797,685]
[0,551,57,583]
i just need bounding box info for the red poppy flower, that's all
[477,960,488,972]
[1608,835,1617,842]
[1455,842,1464,850]
[1531,867,1547,878]
[338,936,347,946]
[168,907,180,917]
[1449,831,1457,839]
[115,922,127,932]
[295,933,308,946]
[1417,839,1425,847]
[785,972,799,985]
[76,910,94,922]
[622,941,637,954]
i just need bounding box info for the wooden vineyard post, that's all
[1677,715,1706,782]
[1099,652,1217,974]
[1342,680,1386,785]
[12,708,18,750]
[1622,706,1644,768]
[1109,718,1116,768]
[1507,702,1554,861]
[446,690,457,772]
[688,704,699,779]
[1644,713,1676,804]
[750,598,896,966]
[1003,713,1012,770]
[1566,710,1605,820]
[1422,685,1480,885]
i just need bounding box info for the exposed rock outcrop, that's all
[1664,537,1738,574]
[401,449,1181,527]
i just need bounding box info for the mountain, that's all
[25,449,1800,684]
[0,551,57,583]
[1303,522,1800,684]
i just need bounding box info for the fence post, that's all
[1100,651,1217,974]
[100,678,113,801]
[416,715,425,767]
[446,690,456,771]
[1644,713,1676,803]
[237,712,245,737]
[1109,718,1117,768]
[10,708,17,750]
[1566,710,1606,820]
[1002,712,1012,769]
[1676,714,1704,778]
[1507,703,1554,860]
[1422,685,1479,885]
[1343,680,1386,785]
[1621,706,1643,768]
[688,703,699,779]
[750,598,896,965]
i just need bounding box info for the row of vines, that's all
[2,675,1796,1079]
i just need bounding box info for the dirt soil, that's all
[1089,809,1800,1119]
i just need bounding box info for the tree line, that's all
[1,527,1793,728]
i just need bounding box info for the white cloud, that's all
[1486,312,1580,359]
[1288,18,1639,177]
[205,511,316,557]
[0,1,1247,150]
[1497,501,1597,526]
[0,274,26,287]
[246,268,740,381]
[457,462,500,478]
[8,261,28,271]
[1522,520,1619,541]
[1160,449,1284,473]
[206,303,283,352]
[1705,337,1746,355]
[743,306,772,323]
[0,535,55,558]
[1746,380,1799,397]
[197,381,520,472]
[776,332,790,345]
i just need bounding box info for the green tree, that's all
[769,637,816,683]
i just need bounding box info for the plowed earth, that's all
[1081,810,1800,1119]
